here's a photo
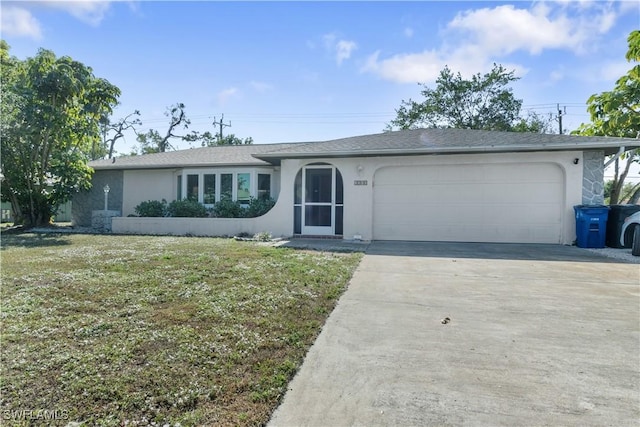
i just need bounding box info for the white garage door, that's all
[373,163,565,243]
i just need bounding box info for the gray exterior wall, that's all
[72,170,124,227]
[582,150,605,205]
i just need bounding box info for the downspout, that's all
[604,146,625,169]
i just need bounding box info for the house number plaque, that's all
[354,180,368,186]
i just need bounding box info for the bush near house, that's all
[134,197,277,219]
[211,197,244,218]
[244,197,276,218]
[166,199,208,217]
[134,199,167,217]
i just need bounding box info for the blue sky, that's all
[1,0,639,156]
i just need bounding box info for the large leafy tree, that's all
[0,42,120,227]
[574,30,640,204]
[387,63,551,133]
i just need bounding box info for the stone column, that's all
[582,151,605,205]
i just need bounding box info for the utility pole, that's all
[213,114,231,144]
[556,104,566,134]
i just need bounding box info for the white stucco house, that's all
[73,128,639,244]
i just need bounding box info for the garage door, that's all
[373,163,565,243]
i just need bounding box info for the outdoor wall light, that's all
[573,158,580,165]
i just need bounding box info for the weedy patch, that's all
[0,233,362,426]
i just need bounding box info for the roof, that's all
[253,128,640,161]
[89,143,299,170]
[91,129,639,170]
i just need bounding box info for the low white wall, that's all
[112,209,291,237]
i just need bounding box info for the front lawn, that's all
[0,234,362,426]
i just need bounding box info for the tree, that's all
[136,103,189,154]
[512,111,554,134]
[97,110,141,160]
[184,131,253,147]
[0,42,120,227]
[217,133,253,145]
[387,64,545,132]
[573,30,640,204]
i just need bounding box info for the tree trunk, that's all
[609,156,633,205]
[629,186,640,204]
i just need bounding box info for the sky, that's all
[1,0,639,160]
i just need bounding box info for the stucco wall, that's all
[123,169,177,216]
[72,170,124,227]
[112,216,288,237]
[278,151,584,245]
[582,150,605,205]
[107,150,589,244]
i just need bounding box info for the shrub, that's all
[244,197,276,218]
[134,200,167,217]
[211,198,244,218]
[166,199,207,217]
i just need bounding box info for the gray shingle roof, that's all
[89,143,299,170]
[91,129,638,170]
[253,128,639,160]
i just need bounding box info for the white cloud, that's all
[322,32,357,65]
[249,81,273,93]
[362,2,624,84]
[41,1,112,26]
[448,4,590,55]
[1,5,42,39]
[335,40,357,65]
[361,46,527,84]
[0,1,114,39]
[362,49,443,83]
[217,87,238,105]
[549,68,564,83]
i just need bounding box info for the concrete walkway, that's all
[268,241,640,427]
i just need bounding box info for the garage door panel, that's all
[373,163,565,244]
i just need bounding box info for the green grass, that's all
[0,234,362,426]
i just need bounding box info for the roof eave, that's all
[253,142,639,160]
[91,161,271,171]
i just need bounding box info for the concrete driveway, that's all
[269,241,640,427]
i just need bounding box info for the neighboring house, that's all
[73,128,639,244]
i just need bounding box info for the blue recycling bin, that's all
[574,205,610,248]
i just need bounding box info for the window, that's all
[203,174,216,204]
[237,173,250,202]
[187,174,198,200]
[258,174,271,200]
[221,173,233,200]
[179,170,275,204]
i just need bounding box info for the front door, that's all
[302,166,334,235]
